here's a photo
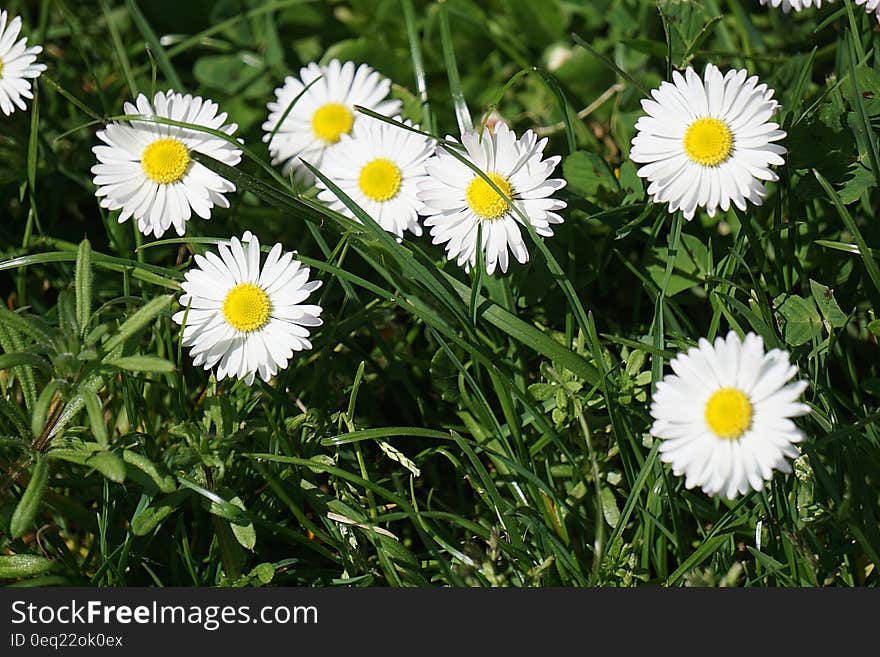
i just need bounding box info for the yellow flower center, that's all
[358,158,402,202]
[141,138,191,184]
[222,283,271,333]
[704,388,753,440]
[312,103,354,144]
[0,59,4,78]
[465,173,513,220]
[683,117,734,167]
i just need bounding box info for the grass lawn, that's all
[0,0,879,587]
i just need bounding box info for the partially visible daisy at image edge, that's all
[0,9,47,116]
[91,90,242,239]
[316,115,434,239]
[758,0,827,12]
[173,232,323,386]
[856,0,880,18]
[650,331,810,499]
[759,0,880,18]
[417,122,566,275]
[630,63,786,221]
[263,59,401,181]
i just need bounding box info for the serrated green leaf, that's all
[839,163,875,204]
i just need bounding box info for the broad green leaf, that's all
[839,163,875,204]
[600,486,621,528]
[563,151,618,198]
[0,554,55,579]
[88,451,127,483]
[776,294,822,346]
[123,451,176,493]
[107,355,176,373]
[227,496,256,551]
[251,562,275,585]
[131,491,188,536]
[81,388,109,449]
[48,445,126,483]
[646,233,708,297]
[31,380,64,441]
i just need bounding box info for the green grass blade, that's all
[438,2,472,134]
[124,0,183,90]
[100,0,139,97]
[844,29,880,187]
[814,169,880,297]
[101,295,173,357]
[571,32,650,96]
[401,0,433,131]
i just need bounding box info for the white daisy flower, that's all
[91,90,242,239]
[417,123,566,275]
[263,59,401,182]
[315,116,433,239]
[856,0,880,18]
[758,0,826,11]
[0,10,47,116]
[760,0,879,18]
[173,232,323,385]
[650,331,810,499]
[630,64,786,221]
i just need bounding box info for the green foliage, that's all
[0,0,878,589]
